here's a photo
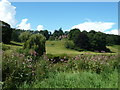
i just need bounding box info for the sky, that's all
[0,0,119,35]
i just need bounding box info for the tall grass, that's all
[20,69,118,88]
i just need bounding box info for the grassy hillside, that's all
[1,40,119,55]
[107,45,120,53]
[46,40,118,55]
[46,40,87,55]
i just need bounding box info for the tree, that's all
[88,31,109,52]
[59,28,64,36]
[64,31,69,35]
[1,20,12,44]
[68,28,80,40]
[42,30,49,40]
[19,31,31,42]
[39,30,50,40]
[106,35,115,46]
[52,28,64,40]
[24,34,46,56]
[73,32,90,50]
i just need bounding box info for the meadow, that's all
[1,40,119,88]
[46,40,119,55]
[1,1,120,88]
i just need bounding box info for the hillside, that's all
[1,40,119,55]
[46,40,119,55]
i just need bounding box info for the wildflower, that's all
[28,65,32,68]
[23,62,25,65]
[33,51,37,56]
[64,56,67,59]
[60,59,64,61]
[32,73,35,76]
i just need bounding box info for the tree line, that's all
[1,20,120,53]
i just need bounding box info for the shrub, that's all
[64,40,74,49]
[19,31,31,42]
[2,50,37,88]
[24,34,46,56]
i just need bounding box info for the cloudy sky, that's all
[0,0,118,35]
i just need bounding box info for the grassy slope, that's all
[46,40,118,55]
[2,41,23,50]
[2,40,119,55]
[107,45,120,53]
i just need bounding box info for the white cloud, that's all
[0,0,17,27]
[104,29,118,35]
[16,19,31,30]
[37,25,44,31]
[71,21,115,32]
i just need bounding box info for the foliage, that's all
[19,31,31,42]
[53,28,64,37]
[73,32,90,50]
[88,31,108,51]
[68,28,80,40]
[11,29,23,42]
[24,34,46,56]
[64,40,75,49]
[1,20,12,44]
[39,30,50,40]
[2,45,119,88]
[106,34,120,45]
[51,28,64,40]
[2,44,11,51]
[22,69,118,88]
[67,29,113,52]
[2,50,37,88]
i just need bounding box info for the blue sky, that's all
[12,2,118,31]
[0,0,118,34]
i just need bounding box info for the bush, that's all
[64,40,74,49]
[19,31,31,42]
[2,51,36,88]
[24,34,46,56]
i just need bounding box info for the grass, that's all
[107,45,120,53]
[2,40,119,55]
[46,40,118,56]
[20,69,118,88]
[2,41,23,51]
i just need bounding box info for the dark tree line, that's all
[1,20,12,44]
[68,29,120,52]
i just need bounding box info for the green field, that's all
[46,40,119,55]
[2,40,119,55]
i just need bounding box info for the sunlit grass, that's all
[2,41,119,55]
[46,40,118,55]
